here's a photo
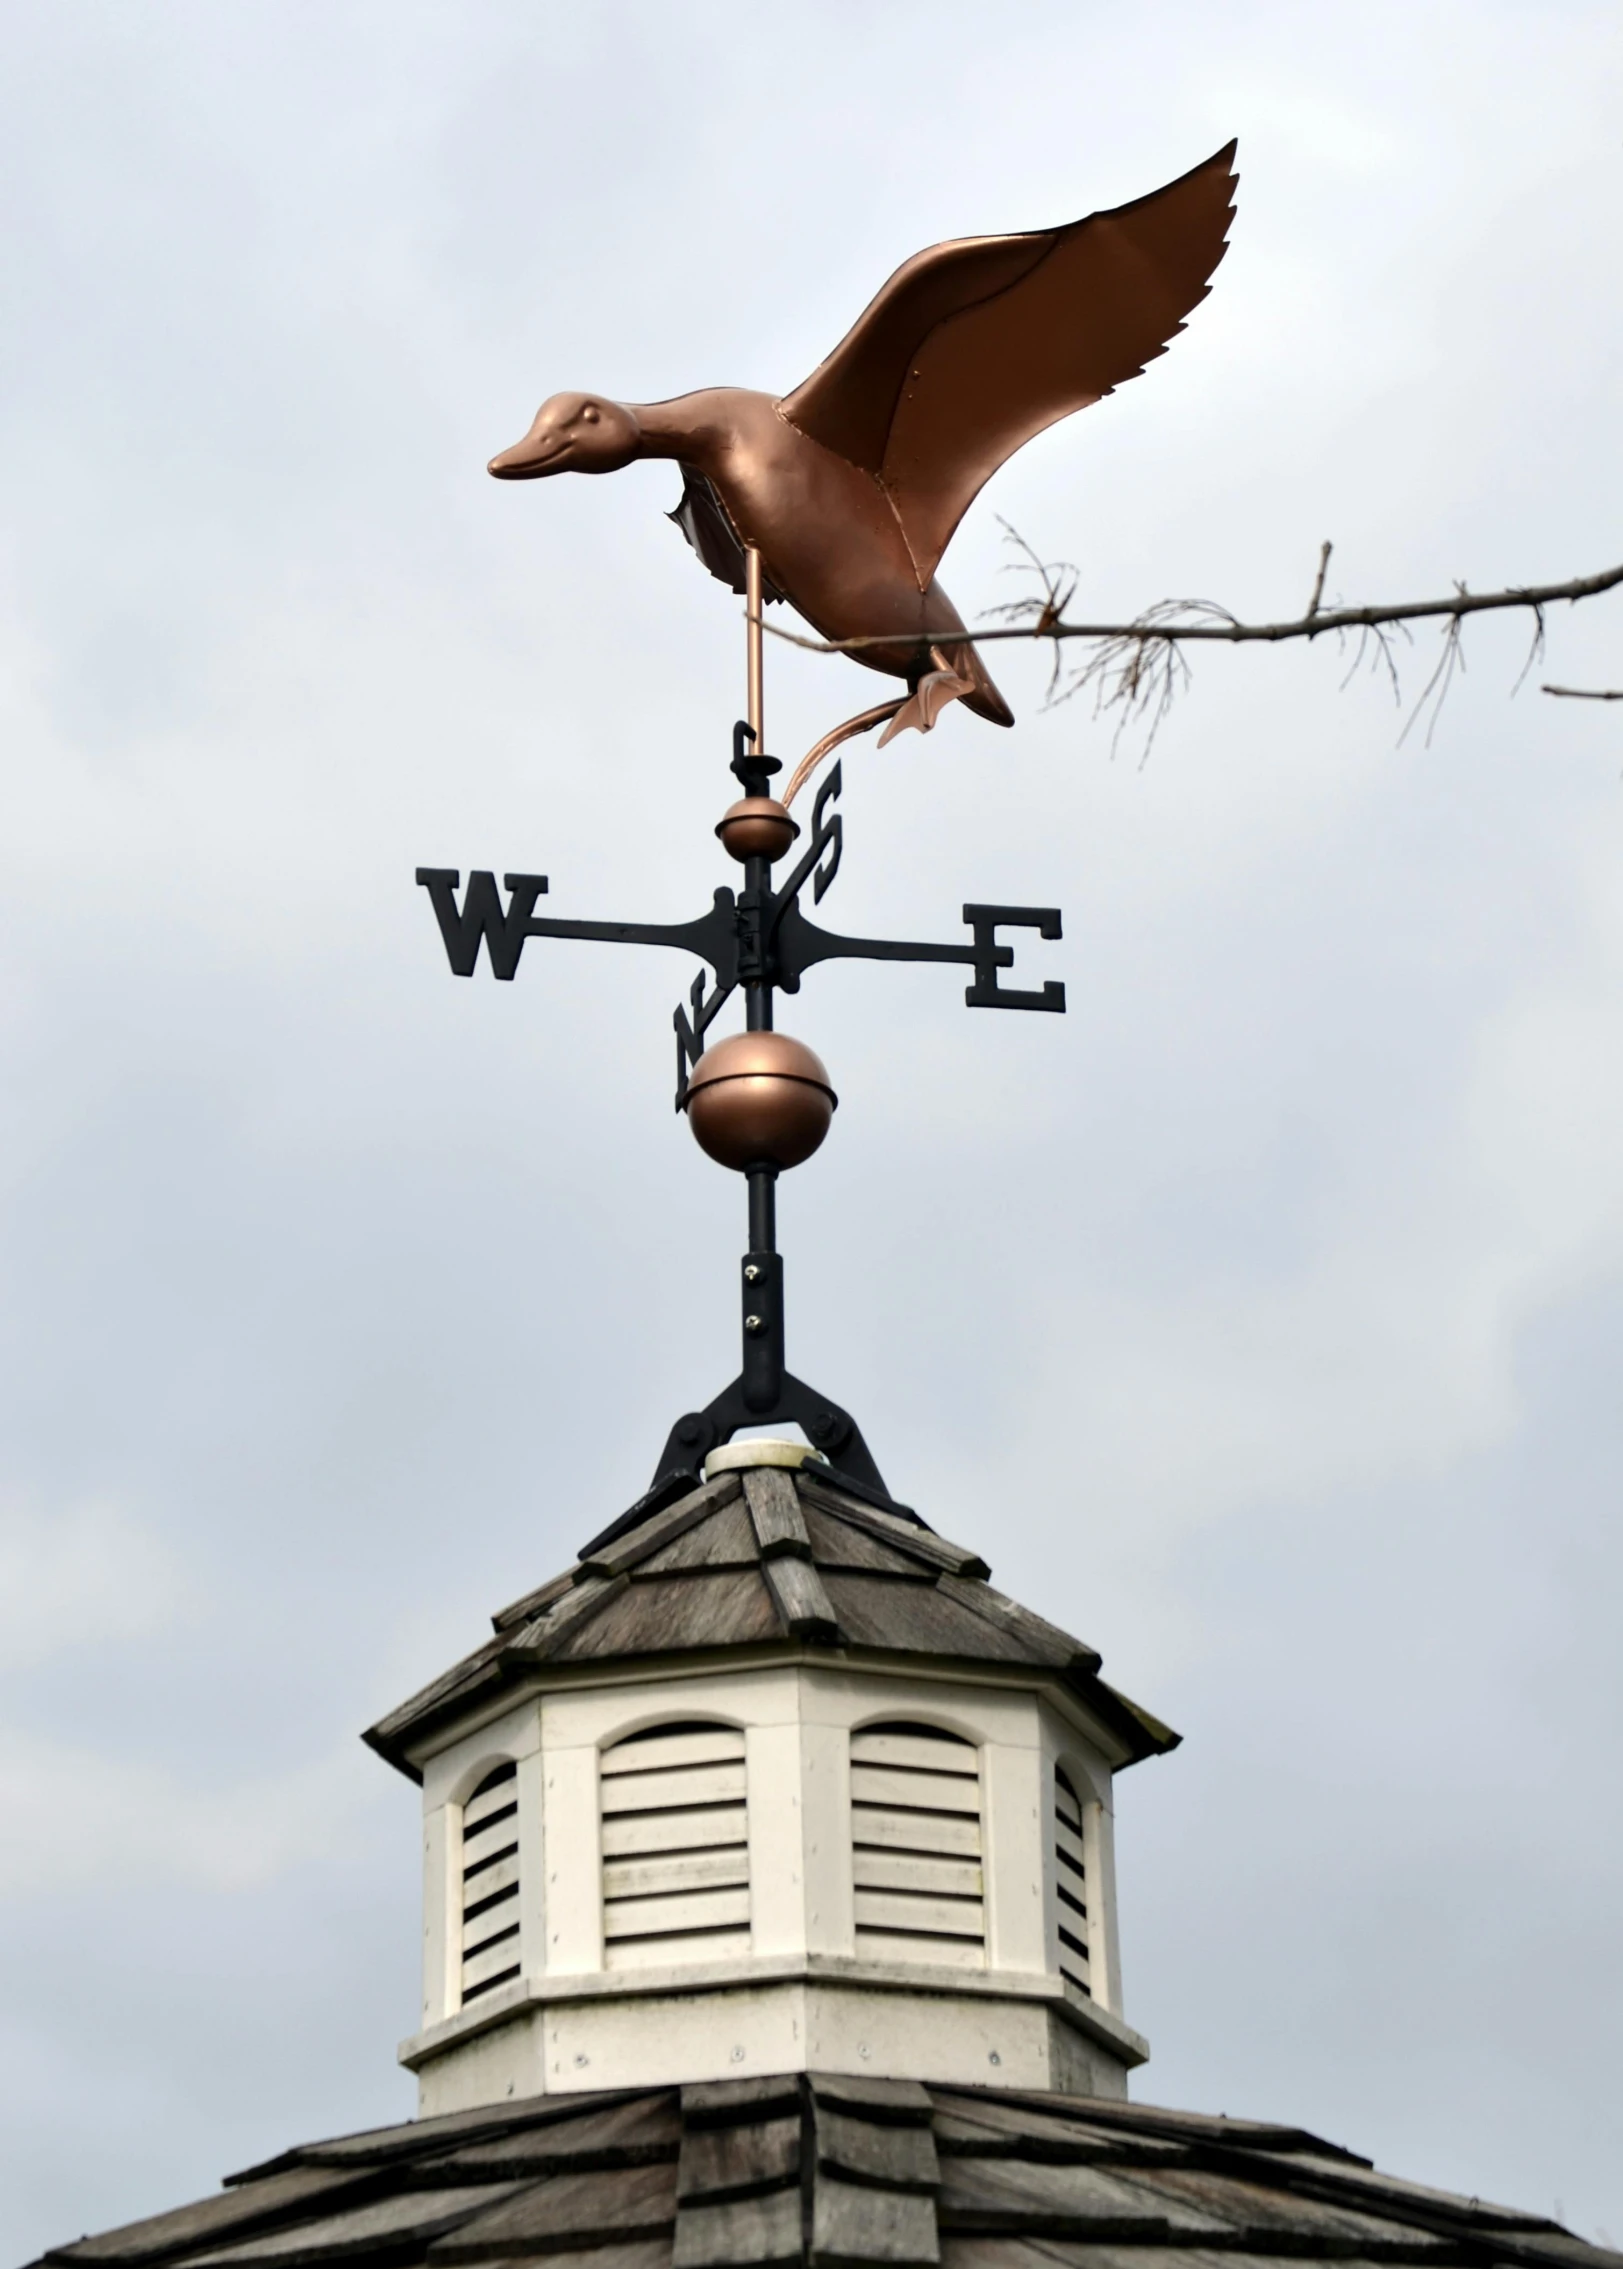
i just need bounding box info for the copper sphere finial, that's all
[716,796,799,864]
[682,1031,836,1171]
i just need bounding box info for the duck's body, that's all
[491,144,1237,740]
[612,386,1012,722]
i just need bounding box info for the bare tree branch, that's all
[761,537,1622,753]
[763,555,1623,658]
[1542,682,1623,701]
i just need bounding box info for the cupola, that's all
[366,1443,1177,2118]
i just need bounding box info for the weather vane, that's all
[418,144,1236,1506]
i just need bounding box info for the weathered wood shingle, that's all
[363,1462,1175,1780]
[31,2076,1622,2269]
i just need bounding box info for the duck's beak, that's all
[487,431,566,479]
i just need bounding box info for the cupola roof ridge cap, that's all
[489,1465,974,1641]
[933,1570,1101,1671]
[577,1454,930,1566]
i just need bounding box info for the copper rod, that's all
[781,698,906,808]
[745,546,765,754]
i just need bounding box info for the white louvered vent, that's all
[851,1721,985,1969]
[1054,1764,1091,1997]
[460,1760,521,2006]
[600,1721,751,1970]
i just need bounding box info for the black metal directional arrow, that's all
[418,764,1063,1092]
[417,729,1064,1504]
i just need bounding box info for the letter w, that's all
[415,870,548,980]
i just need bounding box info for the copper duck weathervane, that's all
[421,145,1236,1512]
[490,143,1236,777]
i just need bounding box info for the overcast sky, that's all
[3,2,1621,2257]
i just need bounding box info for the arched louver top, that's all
[1054,1763,1090,1996]
[460,1761,521,2006]
[600,1722,750,1970]
[851,1721,985,1969]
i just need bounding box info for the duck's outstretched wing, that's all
[778,142,1237,588]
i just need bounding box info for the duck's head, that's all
[487,393,641,479]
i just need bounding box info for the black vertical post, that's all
[741,1171,783,1413]
[744,848,773,1032]
[732,727,783,1413]
[742,837,781,1409]
[747,1168,776,1252]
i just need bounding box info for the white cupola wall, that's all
[367,1447,1176,2117]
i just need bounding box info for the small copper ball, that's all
[716,797,799,864]
[682,1031,837,1172]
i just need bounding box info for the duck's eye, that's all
[580,405,601,424]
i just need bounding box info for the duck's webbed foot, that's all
[876,647,977,745]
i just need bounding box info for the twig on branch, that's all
[762,536,1623,754]
[985,520,1077,700]
[1306,540,1333,619]
[1542,682,1623,701]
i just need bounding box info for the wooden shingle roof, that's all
[363,1464,1177,1780]
[31,2074,1619,2269]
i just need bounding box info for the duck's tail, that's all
[954,636,1015,728]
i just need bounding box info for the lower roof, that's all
[32,2073,1616,2269]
